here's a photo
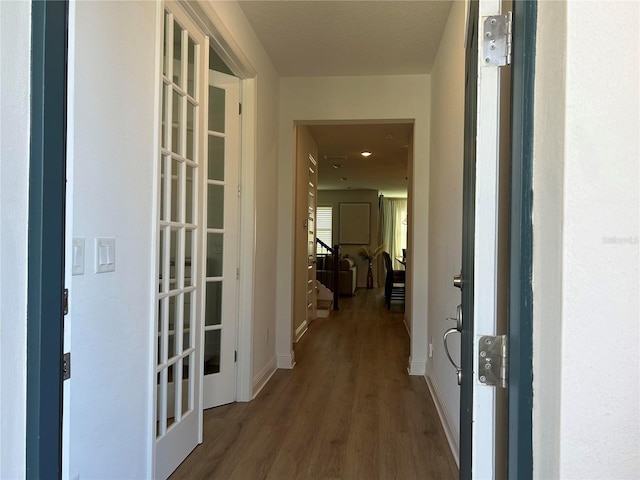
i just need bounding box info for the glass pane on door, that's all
[208,86,225,133]
[207,184,224,229]
[206,233,223,277]
[204,329,221,375]
[208,135,224,181]
[204,282,222,326]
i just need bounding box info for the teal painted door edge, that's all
[27,1,69,478]
[507,1,537,478]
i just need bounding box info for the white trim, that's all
[276,351,296,369]
[251,358,277,400]
[181,1,255,79]
[425,375,460,467]
[148,1,165,476]
[407,357,426,376]
[294,319,308,343]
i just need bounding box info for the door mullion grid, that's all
[156,8,192,440]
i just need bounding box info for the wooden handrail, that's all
[316,237,334,253]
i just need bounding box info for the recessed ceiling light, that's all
[361,151,372,157]
[332,164,343,169]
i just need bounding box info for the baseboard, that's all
[276,350,295,369]
[252,357,277,399]
[294,320,308,343]
[425,374,460,467]
[407,357,426,376]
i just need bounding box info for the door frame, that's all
[26,0,69,477]
[459,0,536,477]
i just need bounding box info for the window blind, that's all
[316,206,333,250]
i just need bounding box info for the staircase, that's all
[315,281,333,318]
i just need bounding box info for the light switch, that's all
[95,238,116,273]
[72,237,85,275]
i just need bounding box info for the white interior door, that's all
[202,69,240,410]
[154,6,206,478]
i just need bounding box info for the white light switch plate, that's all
[72,237,85,275]
[95,238,116,273]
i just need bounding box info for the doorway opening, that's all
[291,122,414,351]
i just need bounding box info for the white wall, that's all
[533,1,640,478]
[426,0,466,459]
[0,2,31,478]
[278,75,430,373]
[68,1,158,477]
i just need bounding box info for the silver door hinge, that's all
[482,11,512,67]
[236,267,240,280]
[63,352,71,380]
[238,185,241,197]
[478,335,507,388]
[63,288,69,315]
[239,103,242,115]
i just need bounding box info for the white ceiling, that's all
[237,1,453,196]
[307,123,413,197]
[237,1,453,77]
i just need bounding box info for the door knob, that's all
[443,327,462,385]
[453,272,462,289]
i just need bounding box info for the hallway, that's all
[170,288,458,479]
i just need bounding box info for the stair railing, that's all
[315,238,340,310]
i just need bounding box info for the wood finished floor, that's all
[170,288,458,480]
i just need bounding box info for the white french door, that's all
[154,5,206,478]
[202,70,240,410]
